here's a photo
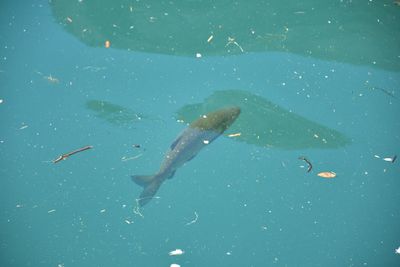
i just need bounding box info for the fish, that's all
[131,106,241,207]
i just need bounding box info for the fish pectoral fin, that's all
[170,136,182,150]
[131,175,155,187]
[167,170,176,179]
[186,155,196,162]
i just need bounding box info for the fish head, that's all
[191,106,241,133]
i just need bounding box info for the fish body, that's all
[132,106,241,206]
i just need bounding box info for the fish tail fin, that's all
[131,174,163,207]
[131,174,155,187]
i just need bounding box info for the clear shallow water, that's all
[1,1,400,266]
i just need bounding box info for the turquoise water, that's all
[1,1,400,266]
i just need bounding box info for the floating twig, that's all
[185,211,199,226]
[371,86,398,99]
[228,132,241,138]
[53,145,93,163]
[133,196,161,218]
[298,156,313,172]
[121,153,143,162]
[225,37,244,52]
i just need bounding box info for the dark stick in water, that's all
[298,156,313,173]
[53,145,93,163]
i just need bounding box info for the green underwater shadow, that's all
[50,0,400,71]
[86,100,146,126]
[175,90,351,150]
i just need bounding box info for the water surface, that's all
[1,1,399,266]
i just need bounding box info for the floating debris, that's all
[228,132,241,138]
[105,40,111,48]
[132,196,161,218]
[195,52,202,58]
[185,211,199,226]
[317,171,336,178]
[374,154,397,163]
[170,264,181,267]
[35,71,60,84]
[121,154,142,162]
[366,84,398,100]
[82,66,107,72]
[133,205,144,218]
[395,246,400,254]
[44,74,59,83]
[169,249,184,256]
[0,99,3,104]
[53,145,93,163]
[100,209,106,213]
[19,125,28,130]
[47,209,56,213]
[298,156,313,173]
[383,155,397,163]
[225,37,244,52]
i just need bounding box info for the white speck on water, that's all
[169,249,184,256]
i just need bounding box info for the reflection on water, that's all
[50,0,400,71]
[86,100,145,126]
[176,90,350,149]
